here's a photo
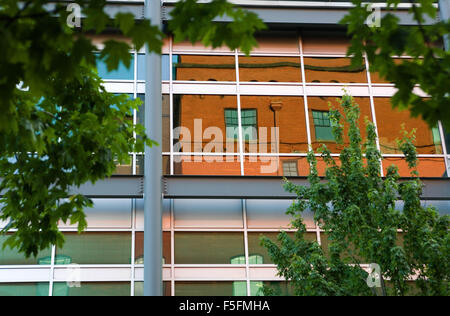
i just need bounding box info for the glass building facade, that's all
[0,1,449,296]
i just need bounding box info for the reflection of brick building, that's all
[1,1,449,297]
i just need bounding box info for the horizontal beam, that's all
[0,176,143,198]
[1,176,449,199]
[163,176,450,200]
[98,1,440,25]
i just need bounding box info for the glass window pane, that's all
[175,281,246,296]
[241,31,300,54]
[135,198,171,231]
[246,199,315,229]
[0,283,49,296]
[58,199,132,229]
[173,155,242,175]
[302,30,350,55]
[135,232,171,265]
[174,232,245,264]
[282,161,299,177]
[247,232,317,265]
[309,97,373,152]
[55,232,131,264]
[225,109,257,141]
[172,42,234,54]
[53,282,130,296]
[0,235,52,265]
[240,96,308,154]
[238,56,301,82]
[95,53,134,80]
[113,155,132,175]
[136,94,170,153]
[444,127,450,153]
[173,55,236,81]
[303,57,367,83]
[375,98,443,154]
[383,157,446,177]
[136,155,170,176]
[174,199,243,228]
[137,54,171,81]
[423,200,450,216]
[134,281,171,296]
[369,58,409,83]
[173,95,239,153]
[244,156,310,177]
[250,281,293,296]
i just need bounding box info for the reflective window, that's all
[173,95,239,153]
[135,232,171,265]
[113,155,133,175]
[244,156,310,177]
[369,58,410,83]
[240,96,308,154]
[247,232,317,265]
[136,94,170,153]
[135,198,171,231]
[137,54,171,81]
[302,31,350,55]
[238,56,301,82]
[0,283,49,296]
[175,281,247,296]
[59,199,132,229]
[308,97,373,152]
[374,98,443,154]
[173,55,236,81]
[225,109,257,141]
[383,157,446,177]
[250,281,293,296]
[245,31,300,54]
[303,57,367,83]
[0,235,52,265]
[173,155,242,175]
[134,281,171,296]
[282,161,299,177]
[55,232,132,264]
[422,200,450,216]
[174,232,245,264]
[53,282,130,296]
[136,155,170,176]
[312,110,334,141]
[95,53,134,80]
[444,127,450,153]
[246,199,315,229]
[174,199,243,228]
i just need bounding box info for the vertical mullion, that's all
[299,32,312,151]
[242,199,251,296]
[130,199,136,296]
[170,199,175,296]
[235,50,245,175]
[438,121,449,176]
[133,51,138,175]
[365,53,384,176]
[48,244,56,296]
[169,36,174,175]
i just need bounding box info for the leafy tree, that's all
[0,0,264,257]
[261,93,449,296]
[342,0,450,130]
